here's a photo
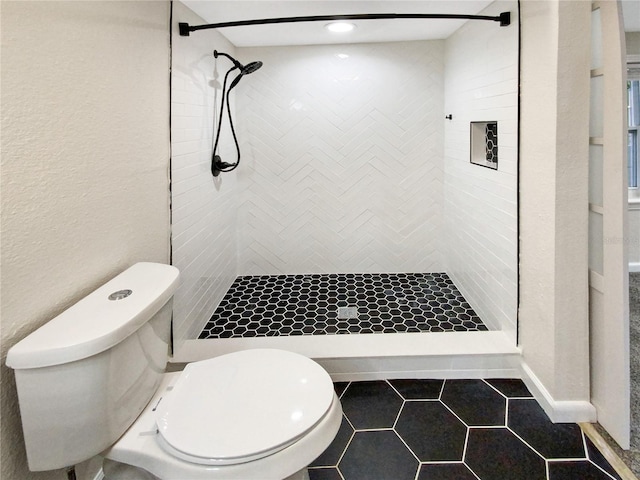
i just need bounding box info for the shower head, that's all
[214,50,262,75]
[242,61,263,75]
[228,61,263,90]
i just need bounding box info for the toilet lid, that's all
[155,349,335,465]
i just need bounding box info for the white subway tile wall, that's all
[171,3,240,344]
[443,1,519,339]
[235,41,446,275]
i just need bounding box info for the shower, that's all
[211,50,263,177]
[171,0,520,373]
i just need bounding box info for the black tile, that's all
[308,467,342,480]
[548,460,617,479]
[311,415,354,467]
[395,401,467,461]
[465,428,547,480]
[334,382,350,398]
[339,431,419,480]
[199,273,488,338]
[341,381,403,429]
[584,435,622,479]
[388,379,444,400]
[441,380,506,426]
[507,399,585,459]
[417,463,478,480]
[485,378,533,398]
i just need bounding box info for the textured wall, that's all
[171,2,240,344]
[442,0,519,339]
[519,0,591,401]
[0,2,171,479]
[235,41,445,275]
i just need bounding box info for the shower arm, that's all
[180,12,510,36]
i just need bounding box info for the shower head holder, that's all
[211,155,236,177]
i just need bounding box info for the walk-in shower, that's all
[170,1,521,377]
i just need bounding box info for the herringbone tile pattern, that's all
[235,42,445,275]
[442,2,519,338]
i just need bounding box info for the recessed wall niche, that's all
[470,121,498,169]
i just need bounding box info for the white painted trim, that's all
[629,262,640,273]
[520,362,597,423]
[318,354,522,382]
[93,468,105,480]
[590,270,605,293]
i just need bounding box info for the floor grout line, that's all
[200,272,489,338]
[580,422,638,480]
[317,379,624,480]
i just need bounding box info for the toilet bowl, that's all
[6,263,341,480]
[104,349,343,480]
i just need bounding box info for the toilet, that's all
[6,263,342,480]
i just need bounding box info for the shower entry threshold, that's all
[173,331,521,381]
[199,273,488,339]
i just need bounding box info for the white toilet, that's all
[6,263,342,480]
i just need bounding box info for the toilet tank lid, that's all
[6,263,180,370]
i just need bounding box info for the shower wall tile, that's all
[235,41,445,275]
[443,1,519,340]
[170,2,240,345]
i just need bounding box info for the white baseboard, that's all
[629,262,640,273]
[520,362,597,423]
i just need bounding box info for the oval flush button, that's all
[109,289,132,301]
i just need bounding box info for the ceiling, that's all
[182,0,640,47]
[181,1,495,47]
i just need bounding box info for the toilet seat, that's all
[155,349,335,466]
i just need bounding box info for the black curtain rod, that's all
[179,11,511,36]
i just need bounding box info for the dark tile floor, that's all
[199,273,487,338]
[309,379,622,480]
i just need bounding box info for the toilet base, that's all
[284,468,310,480]
[103,459,310,480]
[103,458,160,480]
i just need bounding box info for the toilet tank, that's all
[6,262,180,471]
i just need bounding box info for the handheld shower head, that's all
[242,61,263,75]
[228,61,263,90]
[214,50,262,76]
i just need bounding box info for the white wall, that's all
[235,41,445,275]
[519,0,591,402]
[443,0,519,338]
[0,2,171,479]
[171,2,240,343]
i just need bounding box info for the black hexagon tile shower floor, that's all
[309,379,622,480]
[199,273,488,338]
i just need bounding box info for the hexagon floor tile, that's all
[308,378,622,480]
[199,272,488,338]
